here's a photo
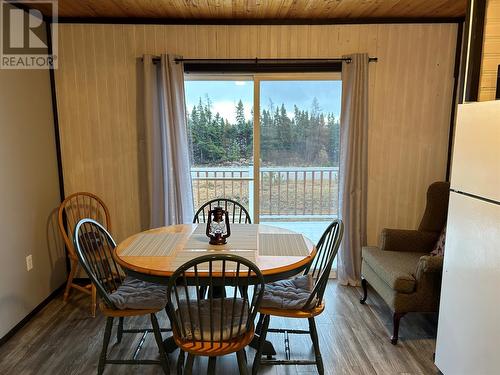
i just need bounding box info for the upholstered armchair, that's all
[360,181,450,344]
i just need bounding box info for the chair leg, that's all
[360,277,368,304]
[255,313,264,335]
[184,354,195,375]
[237,349,248,375]
[177,350,185,375]
[63,259,78,302]
[98,317,113,375]
[91,284,97,318]
[207,356,217,375]
[252,314,270,375]
[198,286,207,299]
[308,317,324,375]
[239,286,248,299]
[150,313,170,374]
[116,317,124,343]
[391,312,406,345]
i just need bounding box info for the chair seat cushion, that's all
[108,277,167,310]
[176,298,249,341]
[259,274,317,310]
[362,247,426,293]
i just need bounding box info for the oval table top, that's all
[114,224,316,283]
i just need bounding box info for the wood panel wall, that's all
[479,0,500,101]
[54,23,457,244]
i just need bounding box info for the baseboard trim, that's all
[0,283,65,347]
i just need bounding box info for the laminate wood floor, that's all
[0,281,439,374]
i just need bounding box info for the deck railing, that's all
[191,166,338,219]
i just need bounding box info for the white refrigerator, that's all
[435,101,500,374]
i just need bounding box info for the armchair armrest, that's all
[380,229,439,252]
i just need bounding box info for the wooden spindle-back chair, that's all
[58,192,111,317]
[252,219,344,375]
[166,254,265,375]
[74,219,170,374]
[303,219,345,308]
[193,198,251,224]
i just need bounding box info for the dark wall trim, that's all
[0,283,65,347]
[46,22,65,202]
[54,16,464,25]
[446,21,465,181]
[496,65,500,99]
[456,0,478,104]
[463,0,487,102]
[46,21,68,274]
[46,20,70,276]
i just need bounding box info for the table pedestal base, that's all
[163,336,178,353]
[249,334,277,356]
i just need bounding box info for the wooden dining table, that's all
[113,223,316,355]
[114,223,316,284]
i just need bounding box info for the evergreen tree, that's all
[187,95,339,167]
[234,100,252,160]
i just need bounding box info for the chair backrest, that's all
[58,192,111,259]
[418,181,450,233]
[73,219,124,309]
[303,219,344,308]
[166,254,264,346]
[193,198,251,224]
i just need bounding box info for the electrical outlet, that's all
[26,254,33,271]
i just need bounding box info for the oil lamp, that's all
[206,206,231,245]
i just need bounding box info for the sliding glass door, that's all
[185,77,255,215]
[185,73,341,243]
[255,76,341,242]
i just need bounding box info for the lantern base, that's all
[209,236,227,245]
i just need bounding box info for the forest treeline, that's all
[187,96,340,167]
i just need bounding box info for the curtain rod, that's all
[147,57,378,63]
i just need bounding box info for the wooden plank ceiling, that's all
[28,0,466,20]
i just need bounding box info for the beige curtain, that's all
[337,53,369,286]
[140,54,194,228]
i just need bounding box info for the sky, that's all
[185,79,342,123]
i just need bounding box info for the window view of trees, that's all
[187,96,340,167]
[187,97,252,165]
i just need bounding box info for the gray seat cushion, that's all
[362,247,426,293]
[260,274,317,310]
[176,298,249,341]
[108,277,167,310]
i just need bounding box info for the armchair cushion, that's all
[380,229,439,252]
[362,247,426,293]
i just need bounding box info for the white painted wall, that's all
[0,8,65,338]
